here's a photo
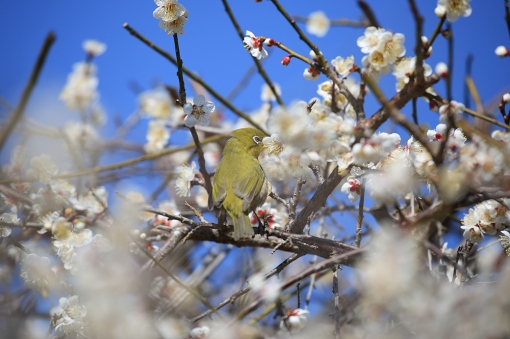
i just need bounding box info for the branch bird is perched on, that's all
[209,128,269,240]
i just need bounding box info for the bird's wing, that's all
[233,163,266,213]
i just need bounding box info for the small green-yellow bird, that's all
[209,128,268,240]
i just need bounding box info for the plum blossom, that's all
[262,134,285,156]
[495,46,510,57]
[392,56,432,92]
[306,11,330,37]
[331,55,354,76]
[52,295,87,335]
[59,62,98,111]
[26,154,58,184]
[0,212,18,237]
[158,14,187,35]
[435,62,449,78]
[153,0,186,22]
[190,326,209,339]
[260,83,281,103]
[183,95,215,127]
[20,254,55,296]
[436,0,472,22]
[341,177,361,202]
[250,202,286,229]
[175,162,200,197]
[439,100,465,123]
[352,133,401,165]
[139,87,174,120]
[82,39,106,57]
[154,200,181,227]
[144,120,170,153]
[243,30,268,60]
[461,199,510,243]
[280,308,310,333]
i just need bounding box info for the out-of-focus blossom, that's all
[26,154,58,184]
[280,308,310,333]
[52,296,87,335]
[331,55,354,76]
[503,93,510,103]
[183,95,215,127]
[190,326,209,339]
[59,62,98,111]
[306,11,330,37]
[0,212,18,237]
[20,253,54,296]
[83,39,106,57]
[392,57,432,92]
[126,192,153,221]
[139,87,174,120]
[154,200,181,227]
[352,133,400,165]
[303,65,321,80]
[260,83,281,103]
[93,234,113,252]
[175,162,200,197]
[279,146,311,179]
[243,30,268,60]
[144,120,170,153]
[439,100,465,123]
[435,61,449,78]
[64,122,98,150]
[436,0,472,22]
[495,46,510,57]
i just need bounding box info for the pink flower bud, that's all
[435,62,448,78]
[265,38,276,47]
[495,46,510,57]
[281,55,291,66]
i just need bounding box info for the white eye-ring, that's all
[253,136,262,144]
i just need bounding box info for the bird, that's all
[209,128,268,240]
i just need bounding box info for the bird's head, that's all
[230,128,266,158]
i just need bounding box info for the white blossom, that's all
[175,162,200,197]
[306,11,330,37]
[183,95,215,127]
[243,30,268,60]
[260,83,281,103]
[20,254,54,296]
[436,0,472,22]
[53,296,87,335]
[190,326,209,339]
[331,55,354,76]
[280,308,310,333]
[144,120,170,153]
[26,154,58,184]
[153,0,186,22]
[59,62,98,111]
[82,39,106,57]
[341,177,361,202]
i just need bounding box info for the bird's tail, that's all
[232,212,255,240]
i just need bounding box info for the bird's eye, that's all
[253,136,262,144]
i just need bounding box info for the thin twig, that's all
[333,264,342,339]
[190,252,303,322]
[357,1,381,28]
[222,0,285,108]
[123,23,268,135]
[355,181,365,248]
[408,0,425,84]
[0,32,55,152]
[287,178,305,227]
[131,236,223,319]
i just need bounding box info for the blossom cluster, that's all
[154,0,188,35]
